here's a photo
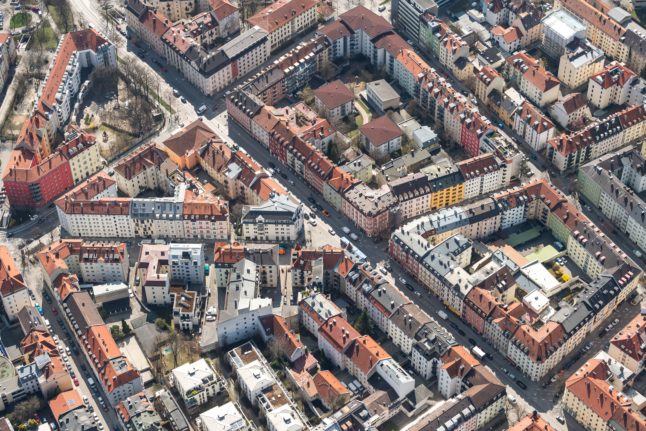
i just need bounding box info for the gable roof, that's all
[162,119,218,158]
[314,80,354,109]
[359,115,402,146]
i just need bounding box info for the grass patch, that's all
[10,12,31,29]
[355,114,364,127]
[31,20,58,50]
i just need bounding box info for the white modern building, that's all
[169,243,205,285]
[541,9,586,59]
[171,359,224,410]
[198,402,250,431]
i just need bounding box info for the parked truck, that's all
[471,346,486,360]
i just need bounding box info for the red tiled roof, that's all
[209,0,239,21]
[162,119,218,158]
[313,370,350,406]
[345,335,390,375]
[360,115,402,147]
[247,0,317,33]
[314,80,354,109]
[516,101,555,133]
[318,316,360,353]
[0,246,26,297]
[508,412,556,431]
[49,390,84,421]
[610,314,646,363]
[337,5,392,39]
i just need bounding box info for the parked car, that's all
[516,380,527,390]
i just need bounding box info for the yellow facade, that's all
[429,183,464,210]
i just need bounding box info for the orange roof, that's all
[318,316,360,353]
[610,314,646,363]
[247,0,317,33]
[209,0,239,21]
[396,49,428,79]
[345,335,390,374]
[590,61,636,89]
[335,257,355,278]
[313,370,350,405]
[314,80,354,109]
[182,190,228,218]
[86,325,121,365]
[359,115,402,147]
[266,315,305,359]
[162,119,218,158]
[513,321,564,362]
[213,242,245,265]
[141,9,170,37]
[49,390,84,421]
[508,412,556,431]
[440,346,480,378]
[566,359,643,428]
[523,67,560,92]
[327,167,359,194]
[113,143,168,180]
[0,246,26,297]
[252,177,287,201]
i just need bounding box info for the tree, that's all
[155,318,168,331]
[110,324,124,340]
[353,310,374,336]
[121,320,132,336]
[7,396,43,425]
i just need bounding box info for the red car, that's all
[73,378,79,386]
[51,307,58,315]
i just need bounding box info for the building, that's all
[299,293,344,336]
[198,402,250,431]
[513,100,556,152]
[2,29,116,209]
[49,390,97,431]
[505,51,561,107]
[241,195,304,242]
[577,148,646,254]
[160,119,219,170]
[0,32,16,93]
[563,358,646,431]
[359,116,403,160]
[587,61,643,110]
[548,92,591,130]
[247,0,318,52]
[116,392,162,431]
[314,80,354,121]
[607,314,645,375]
[169,243,205,285]
[171,359,224,411]
[548,104,646,171]
[0,247,29,322]
[366,80,401,114]
[557,0,646,74]
[509,412,556,431]
[558,39,605,90]
[391,0,438,46]
[456,154,507,200]
[541,9,586,59]
[125,0,172,57]
[156,389,190,431]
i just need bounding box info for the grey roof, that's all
[368,283,410,316]
[17,305,46,336]
[607,6,632,26]
[59,406,97,431]
[221,26,269,60]
[241,195,301,224]
[367,79,400,102]
[64,291,104,334]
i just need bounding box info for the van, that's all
[197,105,207,115]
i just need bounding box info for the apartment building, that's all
[2,29,116,209]
[125,0,171,57]
[38,240,129,285]
[557,0,646,74]
[198,402,250,431]
[241,195,304,242]
[548,92,591,130]
[116,392,162,431]
[456,154,507,200]
[513,100,556,152]
[171,359,224,410]
[505,51,561,107]
[49,390,97,430]
[19,330,73,399]
[558,39,605,90]
[136,0,196,21]
[577,148,646,253]
[0,247,30,322]
[391,0,438,46]
[563,358,646,430]
[607,314,645,375]
[360,116,403,160]
[313,80,354,121]
[587,62,643,109]
[541,9,586,59]
[548,104,646,171]
[169,243,205,284]
[247,0,317,52]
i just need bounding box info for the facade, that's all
[366,80,401,114]
[391,0,438,46]
[247,0,318,52]
[0,247,29,322]
[577,148,646,254]
[548,92,591,130]
[171,359,224,410]
[242,195,304,242]
[360,116,403,160]
[3,30,116,209]
[558,39,605,90]
[607,314,645,375]
[0,32,16,93]
[541,9,586,59]
[513,101,556,152]
[548,104,646,171]
[116,392,162,431]
[505,51,561,107]
[587,62,643,110]
[314,80,354,121]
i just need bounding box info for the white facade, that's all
[241,195,304,242]
[172,359,224,409]
[170,243,205,285]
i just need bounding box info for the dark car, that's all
[405,283,414,291]
[457,328,466,336]
[268,162,276,169]
[280,173,287,179]
[516,380,527,390]
[468,338,476,346]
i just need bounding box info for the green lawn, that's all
[10,12,31,29]
[32,20,58,50]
